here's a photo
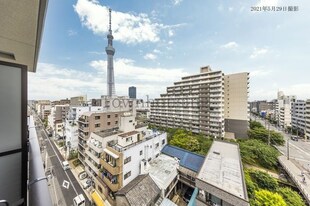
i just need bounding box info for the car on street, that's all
[81,178,91,189]
[62,161,70,170]
[291,136,298,141]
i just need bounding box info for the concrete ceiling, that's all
[0,0,48,72]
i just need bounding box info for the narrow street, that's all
[34,114,90,206]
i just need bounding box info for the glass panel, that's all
[0,64,21,152]
[0,152,21,204]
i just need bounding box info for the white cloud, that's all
[172,0,183,5]
[220,41,239,49]
[29,60,189,100]
[143,53,157,60]
[228,7,234,12]
[68,29,78,36]
[74,0,172,44]
[250,47,269,58]
[168,30,174,37]
[153,49,161,54]
[168,41,173,45]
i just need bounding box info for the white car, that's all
[62,161,70,171]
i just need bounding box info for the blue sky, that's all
[29,0,310,101]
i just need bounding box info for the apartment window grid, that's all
[124,156,131,164]
[124,171,131,180]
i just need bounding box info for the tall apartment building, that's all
[150,66,249,138]
[224,73,249,138]
[305,100,310,139]
[276,91,296,128]
[291,100,306,135]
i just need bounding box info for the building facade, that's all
[128,86,137,99]
[150,66,249,139]
[291,100,306,136]
[224,73,249,138]
[305,100,310,139]
[276,91,296,129]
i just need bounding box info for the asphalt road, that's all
[34,114,90,206]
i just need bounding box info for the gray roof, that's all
[116,174,161,206]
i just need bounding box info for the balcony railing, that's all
[101,159,121,175]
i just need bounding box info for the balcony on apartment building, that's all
[101,169,120,192]
[88,138,103,154]
[78,116,89,123]
[101,152,121,175]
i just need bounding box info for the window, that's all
[124,171,131,180]
[124,156,131,164]
[95,116,100,120]
[95,123,100,128]
[155,143,159,148]
[126,137,132,142]
[140,150,143,155]
[162,139,165,145]
[115,114,118,118]
[107,122,111,126]
[115,121,118,124]
[98,185,103,193]
[129,120,133,123]
[107,115,111,118]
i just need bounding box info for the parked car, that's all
[291,136,298,141]
[81,178,91,189]
[78,171,88,180]
[62,161,70,170]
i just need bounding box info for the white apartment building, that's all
[151,66,249,138]
[276,91,296,129]
[47,104,69,138]
[291,100,306,135]
[83,112,167,205]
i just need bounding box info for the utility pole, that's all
[287,137,290,160]
[268,122,270,145]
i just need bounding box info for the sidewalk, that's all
[278,155,310,205]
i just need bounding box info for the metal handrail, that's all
[0,200,9,206]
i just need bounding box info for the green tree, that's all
[277,187,305,206]
[239,139,279,169]
[248,170,278,191]
[251,189,286,206]
[244,169,258,198]
[248,128,284,146]
[250,120,264,130]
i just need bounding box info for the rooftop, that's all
[94,128,121,138]
[119,130,139,138]
[197,141,247,200]
[161,145,205,173]
[116,174,160,206]
[143,154,179,189]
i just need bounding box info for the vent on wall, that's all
[0,50,15,60]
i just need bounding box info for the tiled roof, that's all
[116,174,160,206]
[161,145,205,172]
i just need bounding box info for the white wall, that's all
[122,132,167,186]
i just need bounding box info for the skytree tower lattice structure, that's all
[106,8,115,96]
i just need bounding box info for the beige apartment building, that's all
[71,95,87,106]
[224,72,249,138]
[151,66,225,138]
[150,66,249,138]
[78,110,122,165]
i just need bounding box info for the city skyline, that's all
[29,0,310,101]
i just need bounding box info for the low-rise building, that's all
[195,141,249,206]
[161,145,205,188]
